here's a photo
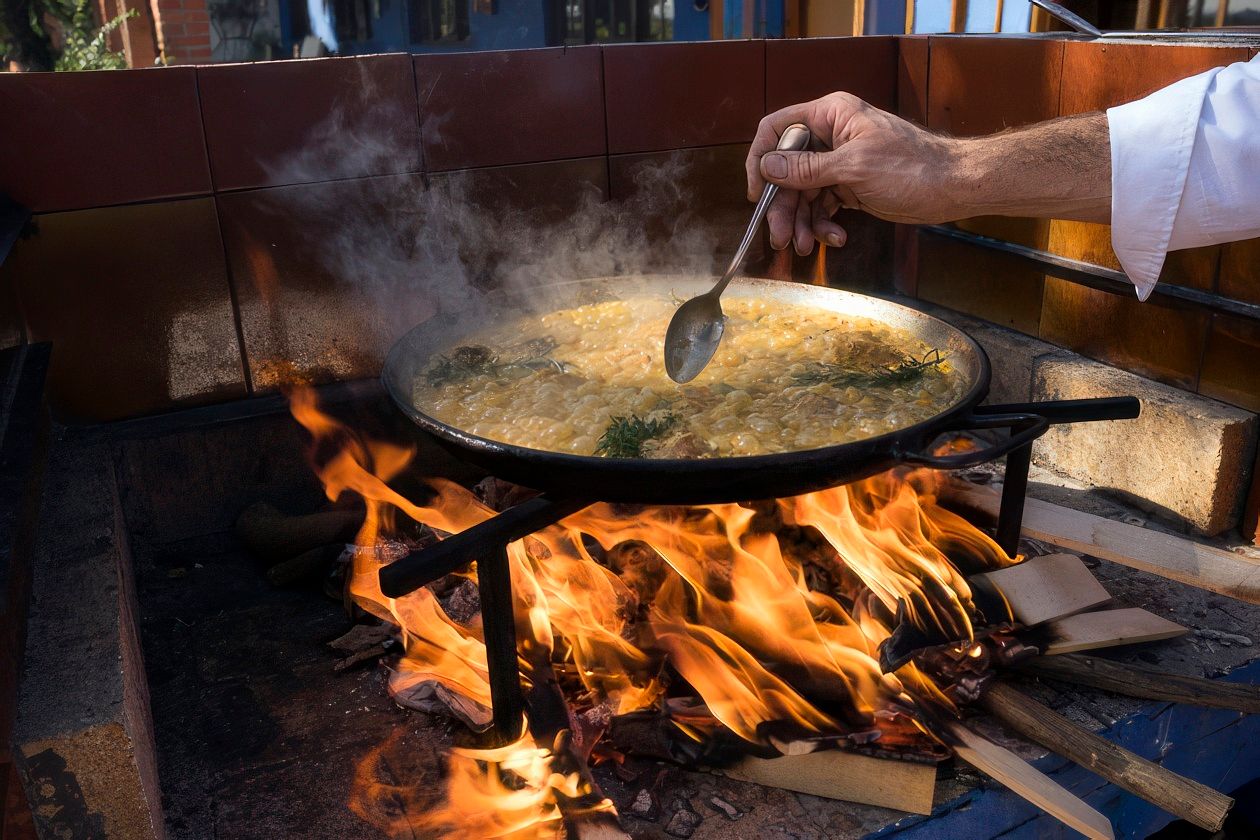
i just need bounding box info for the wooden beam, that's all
[712,749,936,814]
[1018,653,1260,714]
[943,482,1260,605]
[981,682,1232,832]
[905,0,915,33]
[950,0,968,32]
[710,0,725,39]
[971,553,1112,626]
[994,0,1005,31]
[941,719,1115,839]
[1040,608,1187,655]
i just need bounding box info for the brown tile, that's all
[197,55,420,192]
[604,41,765,154]
[1220,239,1260,304]
[915,234,1044,333]
[897,35,929,124]
[954,217,1050,251]
[609,144,762,275]
[1059,41,1249,115]
[1045,220,1218,291]
[0,68,210,212]
[766,36,897,113]
[927,37,1063,136]
[1199,314,1260,413]
[222,161,608,391]
[1,199,245,421]
[893,223,918,296]
[1039,277,1209,391]
[416,47,605,171]
[772,211,895,295]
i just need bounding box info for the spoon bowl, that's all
[662,122,812,383]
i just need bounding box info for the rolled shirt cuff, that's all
[1107,70,1215,301]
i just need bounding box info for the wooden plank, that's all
[1041,608,1187,655]
[981,682,1233,832]
[941,719,1115,840]
[972,553,1112,626]
[1018,654,1260,714]
[944,482,1260,605]
[712,750,936,815]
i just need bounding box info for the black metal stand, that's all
[381,396,1140,738]
[476,544,527,742]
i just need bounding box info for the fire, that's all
[288,387,1013,833]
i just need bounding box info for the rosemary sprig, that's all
[425,339,567,386]
[595,414,679,458]
[792,349,947,389]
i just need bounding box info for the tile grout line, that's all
[599,46,613,202]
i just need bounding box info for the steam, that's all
[248,67,742,378]
[307,0,339,52]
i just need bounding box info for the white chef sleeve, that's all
[1107,54,1260,301]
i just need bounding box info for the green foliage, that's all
[54,6,134,71]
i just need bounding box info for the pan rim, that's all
[381,275,991,477]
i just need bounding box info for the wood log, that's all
[1017,653,1260,714]
[940,718,1115,840]
[981,682,1232,832]
[1039,608,1187,655]
[519,645,628,839]
[234,502,362,562]
[943,481,1260,605]
[710,749,936,815]
[971,553,1112,626]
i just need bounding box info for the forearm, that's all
[945,112,1111,223]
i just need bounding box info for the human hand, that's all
[746,93,964,254]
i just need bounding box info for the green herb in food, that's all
[595,414,679,458]
[792,349,947,389]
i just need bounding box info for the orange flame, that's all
[288,387,1012,832]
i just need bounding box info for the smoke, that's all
[248,64,742,377]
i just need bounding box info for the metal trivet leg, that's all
[477,544,526,740]
[996,442,1033,557]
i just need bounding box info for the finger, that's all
[765,188,798,251]
[760,149,845,192]
[812,192,847,248]
[794,190,817,256]
[746,104,818,201]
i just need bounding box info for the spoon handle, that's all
[711,123,812,298]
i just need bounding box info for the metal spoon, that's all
[663,122,813,383]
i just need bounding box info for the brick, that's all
[13,443,162,838]
[914,302,1059,405]
[1032,354,1259,536]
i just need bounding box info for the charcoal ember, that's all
[605,540,669,614]
[607,711,704,765]
[473,476,541,512]
[989,632,1039,666]
[629,788,660,821]
[438,578,481,626]
[664,804,702,838]
[706,795,743,821]
[573,700,616,759]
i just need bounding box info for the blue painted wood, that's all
[867,659,1260,840]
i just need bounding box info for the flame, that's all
[351,728,613,839]
[812,244,828,285]
[287,387,1013,832]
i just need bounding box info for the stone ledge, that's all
[13,442,163,839]
[1033,354,1259,536]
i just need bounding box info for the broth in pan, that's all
[413,296,965,458]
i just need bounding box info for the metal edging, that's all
[920,224,1260,324]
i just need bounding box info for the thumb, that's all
[760,149,841,190]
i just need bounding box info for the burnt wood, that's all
[981,681,1233,832]
[1018,653,1260,714]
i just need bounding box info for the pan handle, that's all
[897,412,1050,469]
